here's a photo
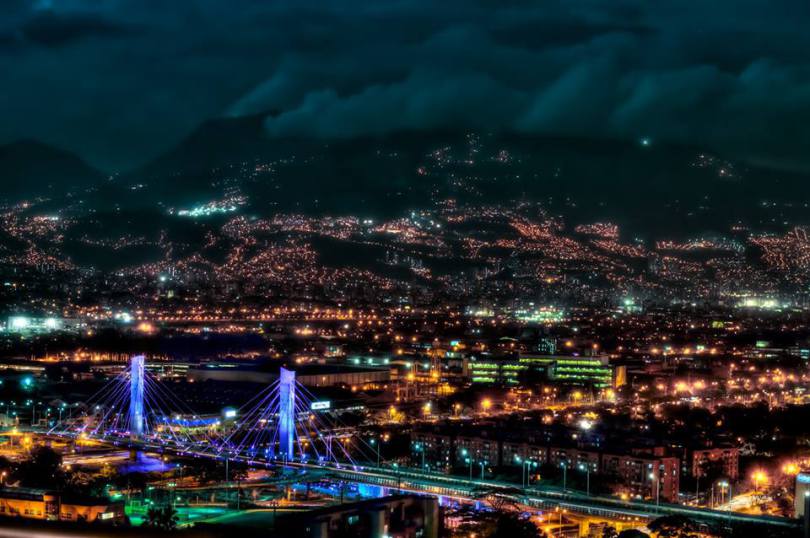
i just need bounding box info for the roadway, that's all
[324,464,799,529]
[40,431,800,530]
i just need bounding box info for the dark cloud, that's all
[490,19,651,51]
[0,0,808,171]
[21,12,133,47]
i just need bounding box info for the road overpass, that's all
[325,464,799,529]
[37,430,800,531]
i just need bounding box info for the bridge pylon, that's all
[278,367,296,460]
[129,355,145,439]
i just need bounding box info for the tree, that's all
[618,531,651,538]
[13,446,69,489]
[145,505,178,531]
[126,472,150,496]
[487,511,545,538]
[187,458,247,485]
[475,488,521,513]
[648,515,698,538]
[602,526,619,538]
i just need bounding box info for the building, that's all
[410,429,680,502]
[454,435,500,469]
[601,453,679,503]
[501,441,548,467]
[795,473,810,518]
[4,316,66,334]
[467,354,614,387]
[412,432,455,469]
[520,355,614,388]
[548,447,601,472]
[0,487,125,524]
[277,494,440,538]
[687,447,739,480]
[187,363,390,388]
[468,357,527,385]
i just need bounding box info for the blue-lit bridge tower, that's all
[129,355,145,439]
[278,367,296,460]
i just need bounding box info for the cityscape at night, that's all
[1,2,810,538]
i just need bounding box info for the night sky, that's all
[1,0,808,172]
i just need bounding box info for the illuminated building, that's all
[0,487,125,524]
[412,427,680,501]
[411,432,455,469]
[613,364,628,388]
[4,316,66,334]
[468,355,613,387]
[795,473,810,518]
[520,355,614,388]
[501,441,548,467]
[548,447,601,471]
[468,357,527,384]
[453,435,499,468]
[601,453,680,503]
[276,495,439,538]
[187,364,390,387]
[686,447,739,480]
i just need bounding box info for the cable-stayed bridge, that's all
[44,356,801,531]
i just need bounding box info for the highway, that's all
[322,464,799,529]
[41,431,801,530]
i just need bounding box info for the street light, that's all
[578,463,591,496]
[783,462,800,476]
[370,435,387,467]
[556,506,566,530]
[515,455,538,488]
[560,462,568,492]
[717,480,730,506]
[525,460,537,488]
[752,470,767,495]
[414,442,426,470]
[649,472,661,506]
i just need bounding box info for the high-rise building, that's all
[795,473,810,517]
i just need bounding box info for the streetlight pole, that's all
[480,461,485,480]
[560,462,567,492]
[522,461,527,488]
[717,481,729,506]
[520,460,536,488]
[414,443,422,469]
[370,438,380,467]
[579,463,591,496]
[515,456,525,487]
[649,472,660,506]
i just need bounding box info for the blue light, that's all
[278,367,296,459]
[130,355,145,438]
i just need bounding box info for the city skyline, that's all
[1,2,810,538]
